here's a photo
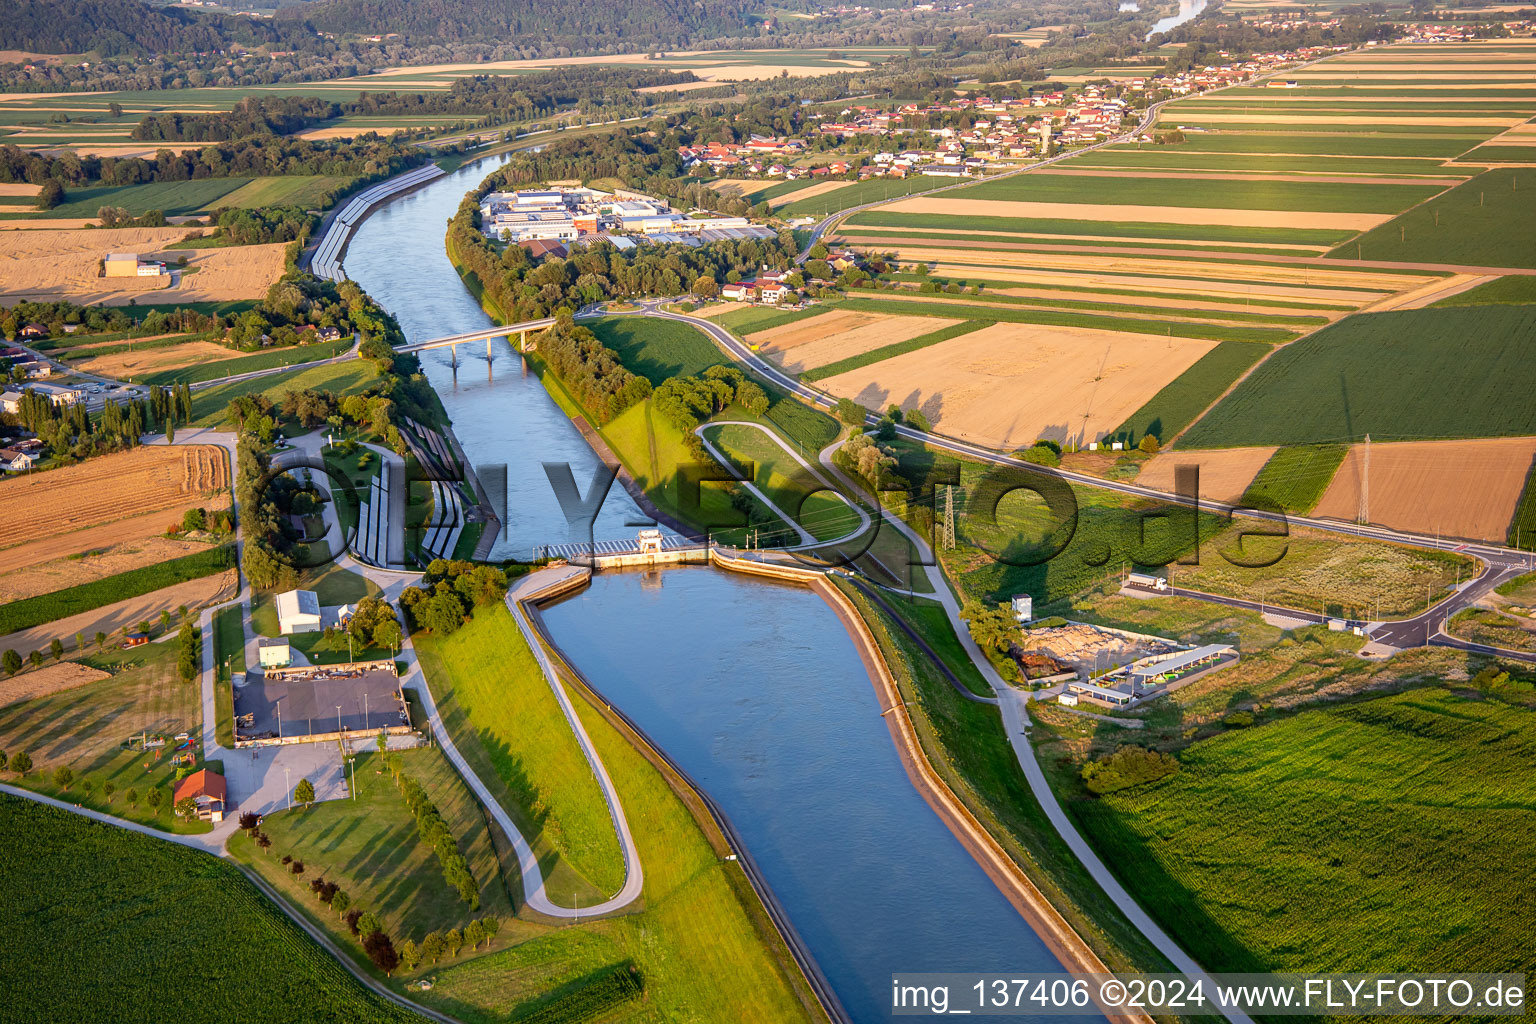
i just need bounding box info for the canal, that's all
[343,159,1078,1022]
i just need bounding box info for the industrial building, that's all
[480,186,775,247]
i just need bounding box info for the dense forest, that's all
[0,0,330,57]
[0,133,423,187]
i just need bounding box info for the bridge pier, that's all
[487,337,493,362]
[449,344,458,370]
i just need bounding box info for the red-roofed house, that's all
[173,769,227,822]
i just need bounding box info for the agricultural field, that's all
[0,534,214,605]
[1178,305,1536,447]
[68,337,250,379]
[777,174,951,219]
[1328,168,1536,270]
[0,545,235,636]
[0,798,421,1023]
[0,445,229,575]
[1311,436,1536,543]
[190,359,380,426]
[199,174,357,211]
[748,308,962,374]
[1134,446,1276,505]
[802,320,990,383]
[707,303,827,335]
[1064,689,1536,977]
[412,606,822,1024]
[1114,341,1271,446]
[814,320,1221,449]
[1238,443,1349,514]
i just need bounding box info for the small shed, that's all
[275,589,322,634]
[258,637,292,669]
[122,632,150,648]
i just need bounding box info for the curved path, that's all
[695,419,871,548]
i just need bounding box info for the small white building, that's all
[1058,692,1079,706]
[1011,594,1033,623]
[275,589,322,634]
[258,637,292,668]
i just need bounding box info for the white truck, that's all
[1127,572,1169,592]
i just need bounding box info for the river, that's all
[343,160,1076,1022]
[1147,0,1208,39]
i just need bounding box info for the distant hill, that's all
[279,0,764,50]
[0,0,325,57]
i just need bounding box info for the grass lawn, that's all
[1179,305,1536,447]
[703,422,863,543]
[1117,341,1271,447]
[0,797,422,1024]
[1327,168,1536,269]
[0,639,211,834]
[412,604,626,904]
[228,743,516,949]
[1448,608,1536,652]
[1063,689,1536,975]
[411,646,822,1024]
[1239,443,1349,514]
[584,315,724,386]
[212,605,244,748]
[191,360,380,427]
[1173,523,1474,619]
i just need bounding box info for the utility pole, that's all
[940,484,956,550]
[1357,433,1370,526]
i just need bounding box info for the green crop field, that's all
[1508,458,1536,551]
[1179,305,1536,447]
[137,338,354,387]
[41,179,253,219]
[947,172,1443,214]
[0,797,421,1024]
[1119,133,1489,158]
[586,316,724,386]
[801,320,990,382]
[716,304,828,336]
[1117,342,1272,447]
[777,174,950,218]
[413,603,626,904]
[1327,169,1536,269]
[191,360,380,426]
[838,294,1295,344]
[0,545,234,636]
[844,210,1352,246]
[1069,150,1467,177]
[1070,689,1536,975]
[204,175,359,211]
[1239,444,1349,514]
[1432,275,1536,308]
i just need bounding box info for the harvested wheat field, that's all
[0,225,184,303]
[0,536,216,604]
[0,446,229,572]
[0,661,111,709]
[755,310,960,373]
[880,196,1392,233]
[72,339,245,379]
[0,571,237,663]
[687,301,744,319]
[1137,447,1278,505]
[1313,436,1536,541]
[0,182,40,197]
[150,243,287,303]
[817,321,1217,448]
[768,180,853,209]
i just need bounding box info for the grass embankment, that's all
[1448,608,1536,653]
[0,797,422,1023]
[190,360,379,427]
[1179,304,1536,447]
[412,603,625,904]
[212,605,244,748]
[413,607,823,1024]
[1061,689,1536,976]
[1174,524,1473,619]
[1238,444,1349,514]
[1116,341,1271,446]
[0,640,211,835]
[228,742,517,953]
[0,545,235,636]
[702,422,863,543]
[837,582,1173,976]
[1328,169,1536,269]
